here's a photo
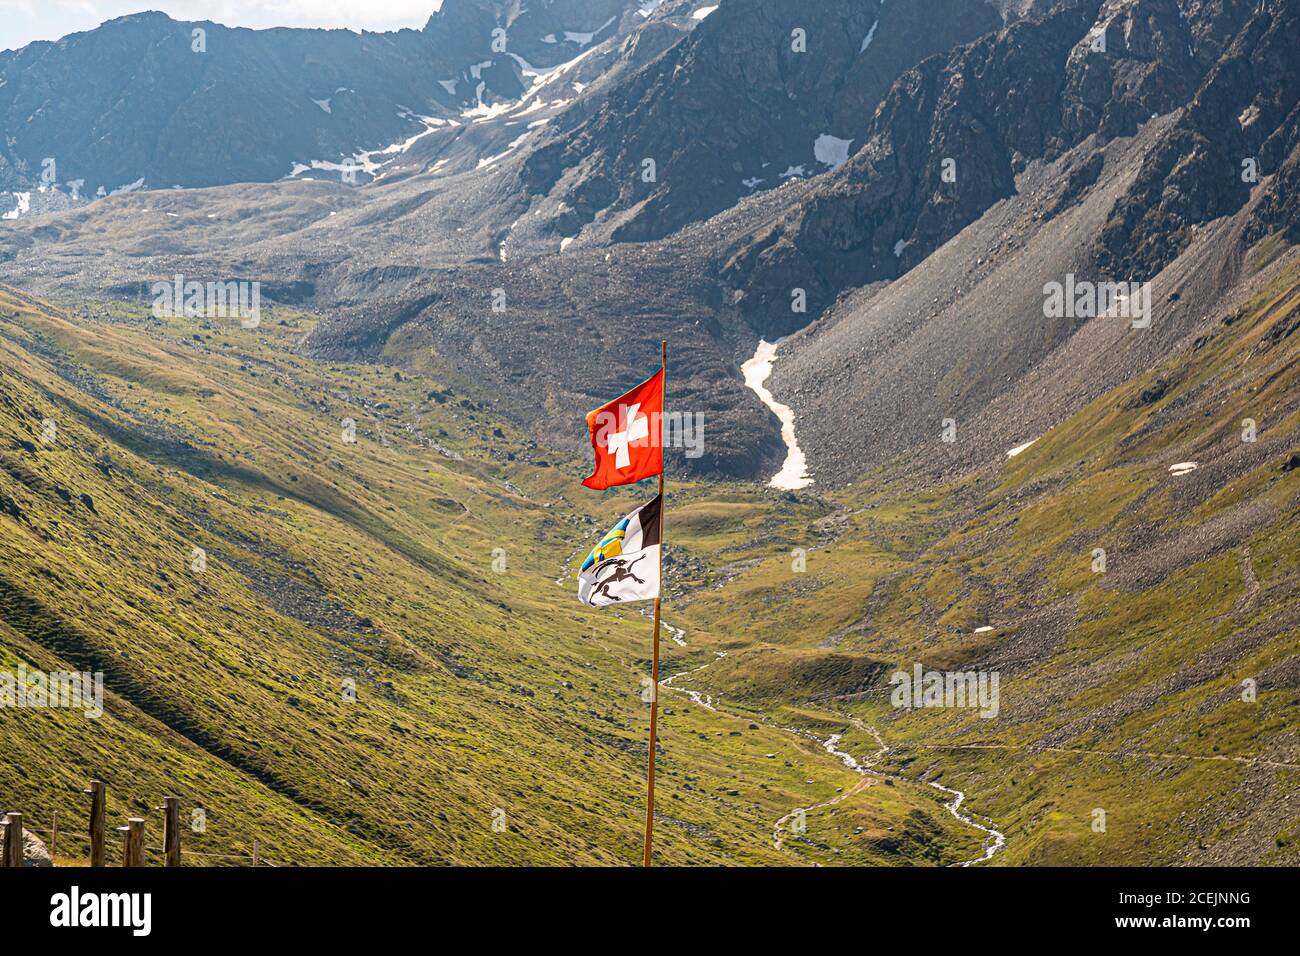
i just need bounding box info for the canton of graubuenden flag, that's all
[578,494,662,606]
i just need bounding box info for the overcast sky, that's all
[0,1,445,53]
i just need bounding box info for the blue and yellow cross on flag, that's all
[578,494,662,607]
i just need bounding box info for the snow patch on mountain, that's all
[742,340,814,491]
[468,45,603,124]
[564,17,616,46]
[814,134,853,168]
[861,19,880,52]
[476,131,534,170]
[286,113,447,181]
[1,192,31,220]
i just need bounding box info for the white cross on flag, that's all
[582,368,664,490]
[607,403,649,469]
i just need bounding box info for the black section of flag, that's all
[637,493,662,548]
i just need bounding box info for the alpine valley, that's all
[0,0,1295,867]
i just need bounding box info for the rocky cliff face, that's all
[1099,0,1299,278]
[759,0,1299,486]
[717,2,1088,332]
[430,0,631,68]
[717,0,1284,334]
[516,0,1003,246]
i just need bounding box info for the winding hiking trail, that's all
[917,741,1300,771]
[663,654,1007,865]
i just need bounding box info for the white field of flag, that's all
[578,494,662,607]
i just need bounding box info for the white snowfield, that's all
[742,340,814,490]
[863,0,887,51]
[1,192,30,220]
[286,35,604,184]
[286,112,448,181]
[861,19,880,52]
[814,133,853,169]
[564,16,616,46]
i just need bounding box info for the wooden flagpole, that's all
[644,339,667,867]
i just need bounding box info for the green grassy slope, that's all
[0,287,979,866]
[664,255,1299,865]
[3,250,1294,866]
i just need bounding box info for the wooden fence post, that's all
[84,780,106,867]
[50,810,57,862]
[3,812,24,867]
[159,797,181,868]
[118,817,145,867]
[251,838,259,868]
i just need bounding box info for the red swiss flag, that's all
[582,368,664,490]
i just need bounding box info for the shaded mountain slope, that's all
[2,12,455,193]
[769,110,1294,486]
[0,1,657,195]
[511,0,1003,249]
[718,0,1287,327]
[1099,0,1300,277]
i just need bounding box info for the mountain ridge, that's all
[0,1,659,195]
